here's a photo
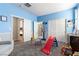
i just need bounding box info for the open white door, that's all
[24,19,32,42]
[34,21,38,39]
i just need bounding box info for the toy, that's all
[41,35,55,55]
[61,43,72,56]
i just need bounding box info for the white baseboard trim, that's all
[0,32,14,56]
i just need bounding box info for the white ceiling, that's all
[17,3,76,16]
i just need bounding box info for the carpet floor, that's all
[9,41,65,56]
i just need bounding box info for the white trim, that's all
[11,15,32,21]
[11,15,25,20]
[0,32,14,56]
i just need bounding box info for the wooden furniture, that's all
[73,52,79,56]
[70,35,79,54]
[61,43,72,56]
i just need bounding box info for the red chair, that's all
[41,35,55,55]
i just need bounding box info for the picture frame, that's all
[0,16,7,22]
[67,20,73,27]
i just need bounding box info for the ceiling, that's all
[17,3,77,16]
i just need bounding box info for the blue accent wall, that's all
[0,3,77,36]
[37,8,75,37]
[37,9,74,21]
[0,3,37,32]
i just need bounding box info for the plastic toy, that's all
[41,35,55,55]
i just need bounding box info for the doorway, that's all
[34,22,43,39]
[13,17,24,44]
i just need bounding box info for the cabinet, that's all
[70,35,79,53]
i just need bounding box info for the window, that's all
[0,16,7,22]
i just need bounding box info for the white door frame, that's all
[11,15,25,42]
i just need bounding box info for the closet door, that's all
[55,19,66,42]
[48,20,56,36]
[48,19,66,42]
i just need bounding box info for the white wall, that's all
[0,32,11,41]
[0,32,14,55]
[48,19,66,42]
[24,19,32,42]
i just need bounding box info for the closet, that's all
[48,19,66,42]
